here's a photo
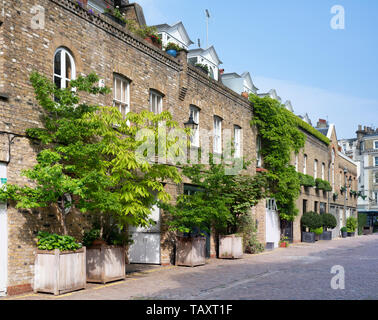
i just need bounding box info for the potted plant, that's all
[333,192,338,201]
[346,217,357,237]
[315,178,332,192]
[340,186,347,195]
[279,236,289,248]
[301,212,322,243]
[34,231,86,296]
[298,173,316,189]
[103,5,127,27]
[311,226,324,241]
[165,42,182,58]
[134,26,162,49]
[194,63,209,75]
[340,227,348,238]
[84,217,129,284]
[320,213,337,240]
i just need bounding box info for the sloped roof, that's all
[188,46,223,65]
[154,21,194,46]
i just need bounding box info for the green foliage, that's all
[160,157,267,237]
[295,117,330,145]
[311,226,323,235]
[250,95,306,221]
[104,6,127,23]
[298,173,315,188]
[340,226,347,233]
[358,213,368,235]
[165,42,182,52]
[37,231,82,251]
[82,229,101,247]
[194,63,209,74]
[237,213,265,253]
[322,213,337,230]
[315,178,332,192]
[301,212,322,230]
[133,25,162,44]
[346,217,357,232]
[0,72,183,234]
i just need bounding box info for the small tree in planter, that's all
[320,213,337,240]
[346,217,357,237]
[340,226,348,238]
[34,232,86,295]
[301,212,322,243]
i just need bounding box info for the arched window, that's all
[54,47,76,89]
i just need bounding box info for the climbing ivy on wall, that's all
[250,95,306,221]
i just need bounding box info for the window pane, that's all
[54,51,61,76]
[65,52,72,80]
[54,76,61,89]
[121,81,126,103]
[116,78,121,101]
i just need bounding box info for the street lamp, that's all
[184,114,198,131]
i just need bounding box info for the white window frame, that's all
[374,140,378,150]
[375,156,378,167]
[213,116,222,154]
[53,47,76,89]
[314,160,318,179]
[113,74,130,119]
[189,105,200,148]
[375,172,378,184]
[303,155,307,174]
[150,90,163,115]
[234,125,242,158]
[322,163,325,180]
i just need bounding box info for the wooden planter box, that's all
[34,248,86,296]
[86,245,126,284]
[218,234,243,259]
[176,236,206,267]
[302,231,315,243]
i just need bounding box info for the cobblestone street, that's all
[3,234,378,300]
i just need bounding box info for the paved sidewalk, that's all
[2,234,378,300]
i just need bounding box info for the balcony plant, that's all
[315,178,332,192]
[340,186,347,194]
[34,232,86,295]
[320,213,337,240]
[103,5,127,27]
[346,217,357,237]
[194,63,209,75]
[301,212,322,243]
[164,42,182,58]
[333,192,338,201]
[134,25,162,49]
[298,173,315,188]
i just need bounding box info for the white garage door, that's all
[0,163,7,296]
[128,204,161,264]
[265,199,280,248]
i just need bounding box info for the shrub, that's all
[322,213,337,230]
[194,63,209,74]
[83,229,101,247]
[298,173,315,188]
[37,231,82,251]
[315,178,332,192]
[165,42,182,52]
[301,212,322,231]
[346,217,357,233]
[358,213,368,235]
[340,226,347,233]
[311,227,323,235]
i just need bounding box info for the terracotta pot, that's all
[144,37,162,49]
[92,239,107,246]
[241,91,249,98]
[280,242,287,248]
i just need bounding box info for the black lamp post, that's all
[184,114,198,131]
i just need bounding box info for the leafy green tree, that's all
[0,72,183,236]
[250,95,306,221]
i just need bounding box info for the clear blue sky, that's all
[137,0,378,139]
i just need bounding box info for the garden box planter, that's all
[302,231,315,243]
[34,247,86,296]
[341,231,348,238]
[347,232,355,237]
[218,234,243,259]
[103,12,126,27]
[86,245,126,284]
[176,236,206,267]
[320,231,332,241]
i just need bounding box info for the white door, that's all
[265,200,280,248]
[0,163,7,296]
[128,204,161,264]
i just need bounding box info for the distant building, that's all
[187,46,223,81]
[340,125,378,226]
[154,21,194,51]
[258,89,282,103]
[221,71,258,95]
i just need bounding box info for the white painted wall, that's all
[0,163,7,296]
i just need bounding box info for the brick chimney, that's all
[316,119,328,128]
